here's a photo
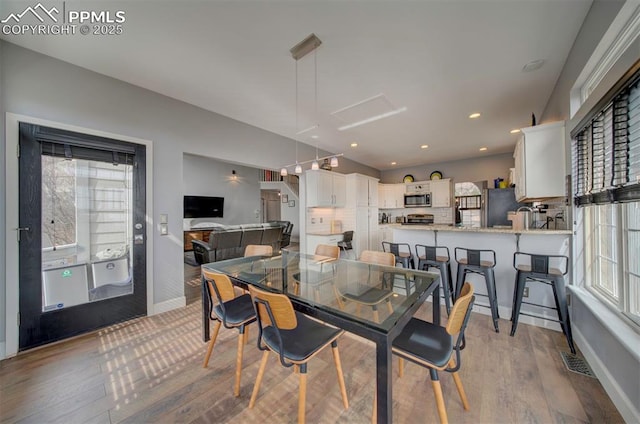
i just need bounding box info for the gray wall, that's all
[380,152,513,186]
[0,41,5,345]
[540,1,638,421]
[182,154,262,226]
[0,40,378,348]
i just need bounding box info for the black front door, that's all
[18,123,147,351]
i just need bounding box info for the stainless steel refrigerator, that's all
[482,187,531,228]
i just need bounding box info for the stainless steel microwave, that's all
[404,193,431,207]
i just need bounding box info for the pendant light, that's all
[280,167,288,176]
[311,144,319,170]
[330,156,339,167]
[294,141,302,174]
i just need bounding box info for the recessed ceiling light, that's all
[522,59,545,72]
[469,113,481,119]
[350,142,358,147]
[420,144,429,149]
[479,147,488,151]
[391,161,397,165]
[311,135,319,139]
[510,129,521,134]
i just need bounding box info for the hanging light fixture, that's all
[279,34,343,173]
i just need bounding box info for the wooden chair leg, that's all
[372,309,380,323]
[448,358,469,410]
[398,357,404,378]
[355,303,362,316]
[244,325,250,345]
[298,370,307,424]
[386,300,393,314]
[372,391,376,424]
[249,350,270,408]
[203,320,221,368]
[234,330,245,397]
[431,379,449,424]
[331,344,349,409]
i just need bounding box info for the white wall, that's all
[380,152,514,186]
[0,40,378,353]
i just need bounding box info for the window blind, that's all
[572,65,640,206]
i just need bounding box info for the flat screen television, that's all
[183,196,224,218]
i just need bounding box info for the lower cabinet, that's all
[306,233,344,256]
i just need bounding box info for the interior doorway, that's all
[261,190,282,222]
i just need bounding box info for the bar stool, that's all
[510,252,576,354]
[337,231,354,258]
[415,244,455,315]
[454,247,499,332]
[382,242,415,269]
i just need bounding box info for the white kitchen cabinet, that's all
[306,170,346,207]
[378,225,394,247]
[378,183,405,208]
[354,207,380,257]
[305,233,344,256]
[406,182,431,194]
[431,178,453,207]
[513,121,566,201]
[347,174,379,208]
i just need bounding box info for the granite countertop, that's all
[389,223,572,235]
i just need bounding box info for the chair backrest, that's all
[248,285,297,330]
[454,247,496,267]
[382,241,411,257]
[314,244,340,261]
[360,250,395,267]
[446,282,474,336]
[415,244,450,262]
[202,269,236,304]
[262,226,284,248]
[214,229,243,249]
[342,231,354,243]
[244,244,273,257]
[241,227,264,248]
[513,252,568,275]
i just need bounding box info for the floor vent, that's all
[561,352,596,378]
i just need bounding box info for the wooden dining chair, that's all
[391,282,475,424]
[293,244,340,297]
[202,270,256,397]
[337,250,395,322]
[248,285,349,424]
[244,244,273,257]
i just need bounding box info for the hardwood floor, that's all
[0,299,623,423]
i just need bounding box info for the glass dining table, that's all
[201,249,441,424]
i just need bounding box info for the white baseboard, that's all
[0,341,6,360]
[574,326,640,424]
[153,296,186,315]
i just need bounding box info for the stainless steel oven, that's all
[403,193,431,207]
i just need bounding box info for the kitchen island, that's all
[389,224,572,332]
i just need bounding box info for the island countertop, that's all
[387,223,571,235]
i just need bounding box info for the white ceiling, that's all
[0,0,594,170]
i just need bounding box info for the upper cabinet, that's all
[430,178,453,208]
[306,170,346,207]
[378,183,405,209]
[513,121,566,202]
[347,174,379,208]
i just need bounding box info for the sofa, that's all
[191,222,288,265]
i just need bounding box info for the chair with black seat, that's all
[388,282,475,424]
[382,241,415,269]
[416,244,455,315]
[337,250,396,322]
[454,247,499,332]
[248,285,349,424]
[202,270,256,397]
[510,252,575,354]
[280,222,294,248]
[337,231,354,258]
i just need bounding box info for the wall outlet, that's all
[311,218,316,224]
[523,287,529,298]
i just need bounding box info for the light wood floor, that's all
[0,299,623,423]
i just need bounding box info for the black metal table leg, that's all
[202,275,210,342]
[375,338,393,423]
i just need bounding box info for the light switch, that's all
[160,223,168,235]
[160,214,168,224]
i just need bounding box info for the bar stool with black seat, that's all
[248,285,349,424]
[416,244,455,315]
[337,230,354,258]
[510,252,576,354]
[382,241,415,269]
[373,282,475,424]
[201,270,257,397]
[454,247,500,332]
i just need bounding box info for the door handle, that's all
[15,227,30,242]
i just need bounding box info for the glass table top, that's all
[202,249,440,333]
